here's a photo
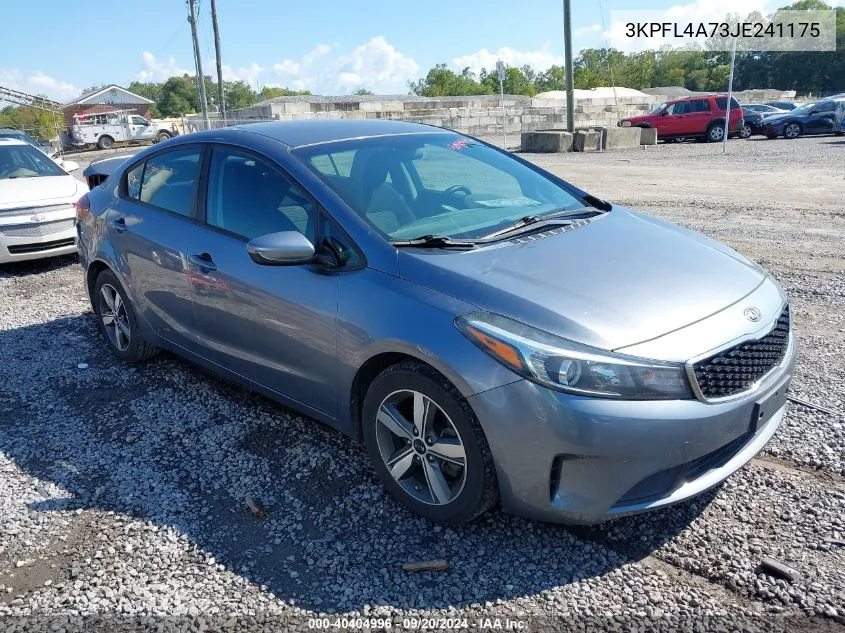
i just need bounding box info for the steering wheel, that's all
[444,184,472,198]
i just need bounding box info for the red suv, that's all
[619,95,744,142]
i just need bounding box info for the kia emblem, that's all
[744,306,762,322]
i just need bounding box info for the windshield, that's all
[790,102,815,115]
[295,133,586,241]
[0,144,65,179]
[649,102,667,114]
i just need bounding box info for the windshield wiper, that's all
[391,234,477,249]
[480,208,587,240]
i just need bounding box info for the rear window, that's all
[715,97,741,110]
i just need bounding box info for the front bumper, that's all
[0,212,78,263]
[468,335,796,524]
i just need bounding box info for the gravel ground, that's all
[1,136,844,632]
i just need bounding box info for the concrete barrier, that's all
[573,130,601,152]
[601,126,642,149]
[639,127,658,145]
[520,131,574,153]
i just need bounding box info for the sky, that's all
[1,0,842,103]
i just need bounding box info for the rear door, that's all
[684,98,712,135]
[108,146,204,350]
[186,145,340,416]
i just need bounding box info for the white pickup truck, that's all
[70,110,175,150]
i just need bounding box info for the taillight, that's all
[75,194,90,223]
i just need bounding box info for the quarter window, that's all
[206,148,316,242]
[127,148,201,217]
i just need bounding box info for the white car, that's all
[0,138,88,263]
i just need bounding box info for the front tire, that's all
[784,122,802,139]
[362,362,498,524]
[93,270,158,363]
[740,124,752,139]
[155,131,171,143]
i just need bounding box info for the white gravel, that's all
[1,135,843,632]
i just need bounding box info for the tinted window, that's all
[688,99,710,113]
[319,214,362,268]
[813,101,835,113]
[715,97,741,110]
[133,149,201,217]
[126,163,144,199]
[667,101,689,115]
[206,148,316,242]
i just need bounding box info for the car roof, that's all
[208,119,455,149]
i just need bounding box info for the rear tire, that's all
[361,361,498,524]
[93,270,158,363]
[97,135,114,150]
[706,123,725,142]
[155,131,171,143]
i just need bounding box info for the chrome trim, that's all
[685,302,791,404]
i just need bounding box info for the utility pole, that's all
[210,0,226,123]
[496,60,507,149]
[563,0,575,133]
[722,37,737,156]
[187,0,210,129]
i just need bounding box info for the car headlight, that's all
[620,120,632,127]
[456,312,692,400]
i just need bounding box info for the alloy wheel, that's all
[785,123,800,139]
[709,125,725,141]
[740,125,752,139]
[99,283,131,351]
[375,389,467,506]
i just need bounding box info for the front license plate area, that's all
[751,375,791,432]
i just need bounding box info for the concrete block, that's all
[601,126,642,149]
[282,102,312,114]
[639,127,658,145]
[359,101,383,112]
[520,131,574,153]
[572,130,600,152]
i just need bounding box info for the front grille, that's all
[0,203,73,218]
[0,219,75,237]
[692,305,790,399]
[7,237,75,255]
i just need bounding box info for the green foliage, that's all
[259,86,312,100]
[408,64,493,96]
[0,106,61,141]
[353,88,375,95]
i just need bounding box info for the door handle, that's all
[189,252,217,272]
[109,216,127,233]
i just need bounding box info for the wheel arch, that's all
[348,349,477,443]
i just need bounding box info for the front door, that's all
[657,101,689,137]
[186,146,340,416]
[108,146,203,349]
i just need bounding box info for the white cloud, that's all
[222,62,264,87]
[451,46,563,75]
[0,68,80,102]
[270,37,419,94]
[575,23,602,37]
[135,52,192,82]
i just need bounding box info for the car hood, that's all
[761,113,799,125]
[0,175,83,209]
[398,208,767,351]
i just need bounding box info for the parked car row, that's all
[618,94,845,141]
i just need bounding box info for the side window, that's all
[132,116,148,126]
[715,97,741,110]
[126,163,144,199]
[689,99,709,113]
[814,101,835,113]
[136,149,201,217]
[667,101,688,115]
[206,148,316,242]
[309,150,356,177]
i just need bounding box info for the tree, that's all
[408,64,492,96]
[353,88,374,95]
[0,106,60,141]
[259,86,312,100]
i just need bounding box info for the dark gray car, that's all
[76,121,795,524]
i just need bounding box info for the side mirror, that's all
[246,231,315,265]
[660,110,669,116]
[62,160,80,172]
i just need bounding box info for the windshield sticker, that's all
[475,197,542,208]
[447,139,472,151]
